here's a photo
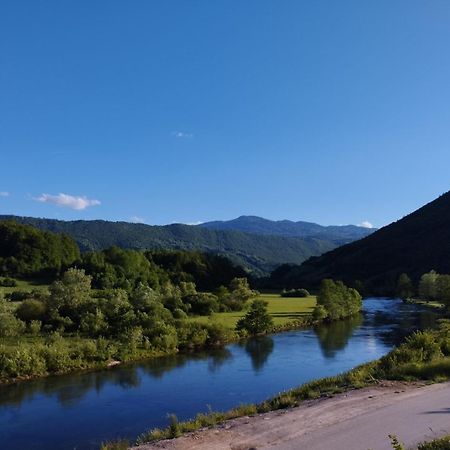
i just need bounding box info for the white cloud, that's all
[172,131,194,139]
[185,221,204,226]
[130,216,145,223]
[358,220,374,229]
[0,191,10,197]
[34,193,101,210]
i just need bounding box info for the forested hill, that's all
[200,215,375,243]
[0,215,338,275]
[269,191,450,292]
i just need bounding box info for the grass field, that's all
[0,279,49,296]
[0,280,316,330]
[189,293,317,329]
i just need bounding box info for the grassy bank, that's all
[126,320,450,447]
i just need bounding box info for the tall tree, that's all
[396,273,414,299]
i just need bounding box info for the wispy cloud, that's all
[185,221,204,226]
[34,193,101,210]
[130,216,145,224]
[358,220,374,229]
[0,191,10,197]
[172,131,194,139]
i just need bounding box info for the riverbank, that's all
[134,381,450,450]
[119,320,450,449]
[0,293,319,384]
[0,298,440,450]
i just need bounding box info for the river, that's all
[0,298,440,450]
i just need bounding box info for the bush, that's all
[7,290,33,302]
[15,299,46,323]
[0,346,47,379]
[205,322,233,346]
[0,277,17,287]
[0,314,26,337]
[418,436,450,450]
[187,293,219,316]
[172,308,188,319]
[28,320,42,335]
[281,288,310,298]
[177,322,209,349]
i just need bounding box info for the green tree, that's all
[396,273,414,299]
[314,279,362,321]
[419,270,438,301]
[436,274,450,309]
[46,268,92,329]
[236,299,273,335]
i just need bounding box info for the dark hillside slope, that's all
[0,216,336,275]
[271,191,450,292]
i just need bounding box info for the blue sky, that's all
[1,1,450,227]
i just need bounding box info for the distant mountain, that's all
[200,215,375,243]
[0,215,342,276]
[269,191,450,293]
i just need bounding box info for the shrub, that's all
[7,290,33,302]
[281,288,310,298]
[99,440,130,450]
[172,308,188,319]
[205,322,233,346]
[177,322,209,349]
[168,414,181,438]
[0,314,26,337]
[28,320,42,335]
[0,277,18,287]
[187,293,219,316]
[418,435,450,450]
[16,299,46,323]
[0,346,47,378]
[42,344,73,372]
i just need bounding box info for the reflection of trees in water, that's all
[370,307,441,348]
[0,348,233,409]
[314,314,363,359]
[140,348,232,379]
[0,367,142,409]
[241,336,274,372]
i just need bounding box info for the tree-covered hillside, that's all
[0,221,80,277]
[269,191,450,293]
[0,216,338,275]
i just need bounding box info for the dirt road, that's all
[135,382,450,450]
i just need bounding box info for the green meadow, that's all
[189,293,317,329]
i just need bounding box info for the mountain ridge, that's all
[199,215,375,242]
[0,215,343,276]
[268,191,450,293]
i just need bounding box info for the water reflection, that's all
[314,314,363,358]
[368,302,440,348]
[0,348,233,410]
[241,336,274,372]
[0,298,444,450]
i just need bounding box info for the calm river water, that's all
[0,298,440,450]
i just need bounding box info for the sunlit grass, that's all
[189,293,316,329]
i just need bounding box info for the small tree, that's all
[236,299,273,335]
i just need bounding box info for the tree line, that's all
[397,270,450,310]
[0,221,247,291]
